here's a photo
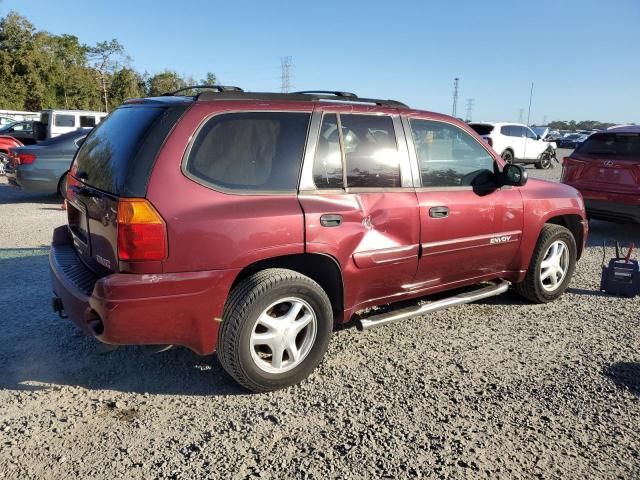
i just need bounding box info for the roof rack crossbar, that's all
[162,85,244,96]
[195,90,408,108]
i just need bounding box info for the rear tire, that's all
[217,268,333,392]
[513,224,577,303]
[501,150,514,163]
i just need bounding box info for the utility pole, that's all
[526,82,534,126]
[452,77,459,117]
[280,56,292,93]
[465,98,474,122]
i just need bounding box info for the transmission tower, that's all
[452,78,459,117]
[280,56,293,93]
[465,98,474,122]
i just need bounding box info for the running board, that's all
[357,280,510,331]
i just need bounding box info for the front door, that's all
[298,108,420,313]
[404,118,524,291]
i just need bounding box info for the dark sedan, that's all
[6,128,91,195]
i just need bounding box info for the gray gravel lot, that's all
[1,150,639,479]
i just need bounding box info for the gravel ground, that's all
[1,150,639,479]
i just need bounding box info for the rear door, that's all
[405,117,523,290]
[298,107,420,312]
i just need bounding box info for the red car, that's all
[50,87,587,392]
[561,126,640,224]
[0,135,23,175]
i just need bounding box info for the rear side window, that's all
[577,133,640,156]
[80,116,96,127]
[73,106,172,195]
[55,114,75,127]
[469,124,494,136]
[186,112,310,192]
[410,119,495,187]
[312,113,400,189]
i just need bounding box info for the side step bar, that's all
[357,280,510,331]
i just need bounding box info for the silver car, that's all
[6,128,91,195]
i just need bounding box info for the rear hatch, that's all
[562,132,640,195]
[65,102,188,275]
[468,123,495,146]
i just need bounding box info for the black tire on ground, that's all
[217,268,333,392]
[513,224,577,303]
[501,150,514,163]
[535,151,553,170]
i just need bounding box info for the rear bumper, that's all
[579,189,640,224]
[6,164,59,194]
[49,226,239,355]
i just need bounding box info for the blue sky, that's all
[3,0,639,123]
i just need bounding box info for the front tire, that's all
[514,224,576,303]
[218,268,333,392]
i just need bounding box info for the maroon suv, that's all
[50,87,588,392]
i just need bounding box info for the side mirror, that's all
[536,134,541,140]
[502,164,528,187]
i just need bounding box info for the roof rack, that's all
[162,85,244,96]
[195,89,408,108]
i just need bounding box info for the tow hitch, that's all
[52,296,68,319]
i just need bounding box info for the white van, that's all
[40,109,107,138]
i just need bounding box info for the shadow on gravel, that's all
[0,248,246,396]
[606,362,640,396]
[0,181,60,205]
[586,220,640,248]
[566,287,609,297]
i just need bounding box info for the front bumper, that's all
[49,226,239,355]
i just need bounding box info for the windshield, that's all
[532,127,547,136]
[576,133,640,156]
[0,122,16,132]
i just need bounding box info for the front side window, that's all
[55,114,75,127]
[410,119,495,187]
[525,127,537,139]
[500,125,512,136]
[186,112,310,192]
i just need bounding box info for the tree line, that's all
[543,120,622,131]
[0,11,217,113]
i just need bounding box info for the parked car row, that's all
[468,122,557,169]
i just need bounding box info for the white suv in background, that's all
[469,122,556,169]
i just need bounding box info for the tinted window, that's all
[73,106,166,194]
[500,126,512,136]
[38,129,89,147]
[80,116,96,127]
[313,114,343,188]
[186,112,310,192]
[341,114,400,188]
[525,127,537,139]
[577,133,640,156]
[410,119,495,187]
[469,124,494,136]
[511,126,524,137]
[55,114,75,127]
[41,113,50,126]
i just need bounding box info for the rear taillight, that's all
[17,153,36,165]
[117,198,167,261]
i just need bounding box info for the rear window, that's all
[73,106,177,196]
[469,124,494,136]
[80,115,96,127]
[185,112,310,192]
[577,133,640,156]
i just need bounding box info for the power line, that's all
[452,77,459,117]
[280,56,292,93]
[465,98,474,122]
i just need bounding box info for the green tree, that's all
[109,67,145,108]
[88,39,127,112]
[200,71,218,85]
[147,70,185,96]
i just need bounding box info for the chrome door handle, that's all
[429,206,449,218]
[320,214,342,227]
